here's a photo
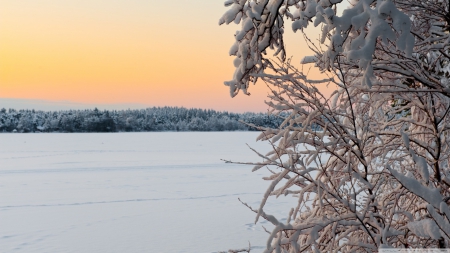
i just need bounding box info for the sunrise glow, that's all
[0,0,327,112]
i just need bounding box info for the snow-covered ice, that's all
[0,132,293,253]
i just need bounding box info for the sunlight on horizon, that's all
[0,0,330,112]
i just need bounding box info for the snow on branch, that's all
[220,58,450,251]
[220,0,450,251]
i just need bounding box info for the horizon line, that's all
[0,97,267,113]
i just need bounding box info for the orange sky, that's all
[0,1,329,112]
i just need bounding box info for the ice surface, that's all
[0,132,293,253]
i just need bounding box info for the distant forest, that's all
[0,107,284,133]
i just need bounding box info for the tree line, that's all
[0,107,284,133]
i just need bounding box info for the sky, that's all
[0,1,327,112]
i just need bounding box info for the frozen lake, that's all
[0,132,293,253]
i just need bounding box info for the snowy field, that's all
[0,132,294,253]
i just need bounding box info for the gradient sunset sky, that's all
[1,1,325,112]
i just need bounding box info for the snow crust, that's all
[0,132,294,253]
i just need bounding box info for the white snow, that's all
[300,56,318,64]
[406,219,441,239]
[0,132,294,253]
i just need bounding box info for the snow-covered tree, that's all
[0,107,279,133]
[220,0,450,251]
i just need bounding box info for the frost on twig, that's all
[220,57,450,251]
[220,0,450,97]
[220,0,450,251]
